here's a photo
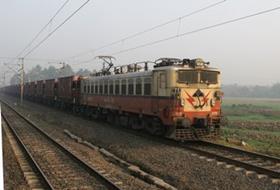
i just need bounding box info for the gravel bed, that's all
[2,127,29,190]
[4,105,109,190]
[53,131,159,190]
[2,97,159,190]
[2,95,280,190]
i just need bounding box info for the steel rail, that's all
[1,113,55,190]
[89,118,280,179]
[197,140,280,163]
[179,142,280,179]
[92,119,280,179]
[1,100,122,190]
[1,96,279,179]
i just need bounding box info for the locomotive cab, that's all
[153,58,222,140]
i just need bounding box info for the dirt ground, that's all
[2,95,280,190]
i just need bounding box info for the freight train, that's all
[0,57,222,140]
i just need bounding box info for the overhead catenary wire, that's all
[71,5,280,66]
[6,0,70,66]
[0,56,63,62]
[23,0,91,58]
[110,5,280,55]
[16,0,70,59]
[67,0,227,60]
[3,63,19,74]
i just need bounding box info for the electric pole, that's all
[19,58,24,105]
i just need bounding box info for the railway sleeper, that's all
[2,117,48,190]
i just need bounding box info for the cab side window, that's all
[144,78,151,95]
[128,79,134,95]
[136,78,142,95]
[121,79,127,95]
[115,80,120,95]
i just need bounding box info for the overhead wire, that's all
[6,0,70,65]
[0,56,63,62]
[16,0,70,59]
[23,0,91,58]
[67,0,227,60]
[70,5,280,66]
[111,5,280,55]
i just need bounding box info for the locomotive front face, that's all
[172,68,222,130]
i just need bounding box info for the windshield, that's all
[178,70,218,84]
[178,70,199,84]
[200,71,218,84]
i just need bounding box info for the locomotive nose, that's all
[193,89,204,97]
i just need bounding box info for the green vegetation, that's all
[220,98,280,157]
[222,98,280,122]
[222,127,280,157]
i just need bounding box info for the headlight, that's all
[210,98,215,107]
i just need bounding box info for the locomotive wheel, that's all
[130,116,143,130]
[120,115,129,127]
[145,118,166,136]
[114,115,121,127]
[92,110,99,120]
[107,113,115,124]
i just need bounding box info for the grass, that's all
[226,114,280,121]
[220,97,280,157]
[222,98,280,122]
[222,97,280,111]
[221,127,280,157]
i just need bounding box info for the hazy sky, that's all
[1,0,280,85]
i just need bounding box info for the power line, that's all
[23,0,91,58]
[6,0,70,66]
[70,5,280,67]
[67,0,227,60]
[16,0,70,58]
[110,5,280,55]
[0,56,63,62]
[2,62,19,74]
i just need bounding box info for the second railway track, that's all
[98,118,280,180]
[1,101,123,190]
[183,141,280,179]
[136,130,280,180]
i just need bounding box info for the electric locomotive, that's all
[80,57,222,140]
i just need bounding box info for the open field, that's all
[220,97,280,157]
[222,97,280,121]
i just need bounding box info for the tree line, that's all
[222,84,280,99]
[9,64,91,85]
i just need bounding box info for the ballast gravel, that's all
[2,95,280,190]
[2,127,29,190]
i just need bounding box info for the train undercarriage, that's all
[70,103,220,141]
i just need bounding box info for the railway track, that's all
[130,130,280,179]
[98,120,280,180]
[158,138,280,179]
[183,141,280,179]
[2,115,50,189]
[1,101,123,190]
[1,96,279,186]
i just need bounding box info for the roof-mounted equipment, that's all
[154,58,182,68]
[113,61,153,75]
[93,55,116,76]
